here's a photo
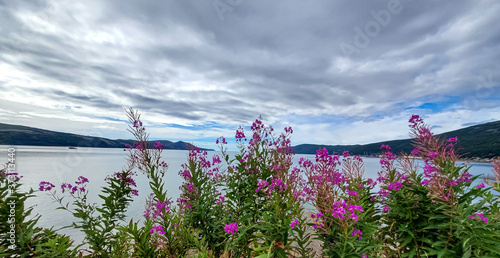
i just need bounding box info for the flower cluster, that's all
[468,213,488,223]
[215,137,227,144]
[224,222,238,235]
[331,201,364,222]
[290,219,299,229]
[150,224,165,235]
[105,171,138,196]
[144,197,172,219]
[39,181,55,191]
[154,141,164,150]
[351,229,363,240]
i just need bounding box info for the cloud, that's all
[1,0,499,149]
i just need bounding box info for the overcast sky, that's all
[1,0,499,150]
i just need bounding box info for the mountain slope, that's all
[292,120,500,159]
[0,123,213,151]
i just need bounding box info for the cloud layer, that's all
[1,0,499,149]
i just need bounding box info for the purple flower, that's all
[131,189,139,196]
[348,204,363,213]
[409,115,423,127]
[75,176,89,185]
[154,141,164,150]
[332,201,347,219]
[351,229,363,240]
[362,254,367,258]
[235,129,246,140]
[448,137,457,143]
[133,120,143,128]
[477,183,485,189]
[411,148,419,155]
[347,190,359,200]
[212,155,221,164]
[343,150,350,157]
[383,206,391,213]
[469,213,488,223]
[224,222,238,235]
[387,181,403,191]
[150,224,165,235]
[378,188,390,198]
[428,152,438,158]
[39,181,55,191]
[380,144,391,151]
[290,219,299,229]
[423,164,438,177]
[421,179,430,185]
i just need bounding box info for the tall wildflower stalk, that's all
[302,149,379,257]
[123,108,188,257]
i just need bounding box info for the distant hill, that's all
[292,120,500,159]
[0,123,213,151]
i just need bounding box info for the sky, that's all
[1,0,499,150]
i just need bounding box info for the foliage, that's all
[0,168,77,257]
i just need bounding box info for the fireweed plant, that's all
[26,110,499,257]
[377,115,500,257]
[39,171,138,256]
[300,149,380,257]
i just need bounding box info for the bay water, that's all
[0,145,495,246]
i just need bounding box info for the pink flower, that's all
[387,181,403,191]
[212,155,221,164]
[235,129,246,140]
[347,190,359,200]
[154,141,164,150]
[75,176,89,185]
[448,137,457,143]
[411,148,419,155]
[380,144,391,151]
[224,222,238,235]
[39,181,55,191]
[383,206,390,213]
[362,254,367,258]
[150,224,165,235]
[423,164,438,177]
[351,229,363,240]
[477,183,485,189]
[332,201,347,219]
[428,152,437,158]
[469,213,488,223]
[290,219,299,229]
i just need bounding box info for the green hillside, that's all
[0,123,213,151]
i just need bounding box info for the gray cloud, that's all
[1,0,499,144]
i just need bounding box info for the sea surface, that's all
[0,145,495,246]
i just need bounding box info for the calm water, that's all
[0,145,495,245]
